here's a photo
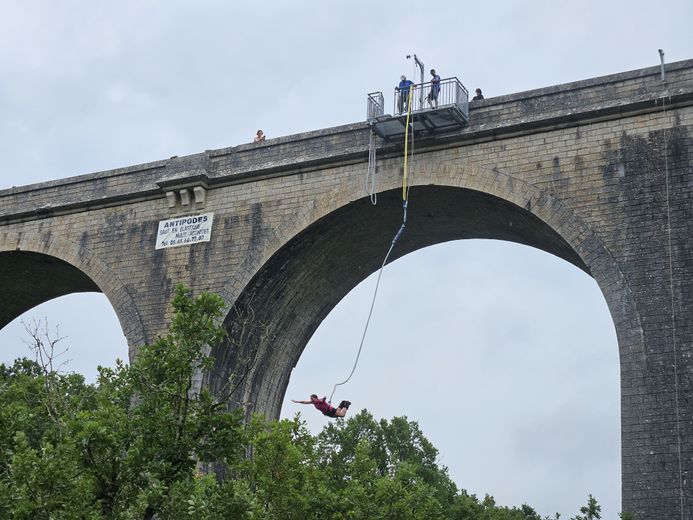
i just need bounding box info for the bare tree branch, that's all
[21,317,71,429]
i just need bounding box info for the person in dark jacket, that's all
[472,88,484,101]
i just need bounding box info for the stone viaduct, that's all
[1,60,692,518]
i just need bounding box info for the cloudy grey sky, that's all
[1,1,691,517]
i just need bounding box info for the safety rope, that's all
[661,91,684,520]
[329,88,415,403]
[402,87,414,200]
[365,130,378,205]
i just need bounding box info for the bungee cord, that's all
[329,86,416,403]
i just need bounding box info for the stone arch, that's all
[0,231,147,355]
[209,162,644,421]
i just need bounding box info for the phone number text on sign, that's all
[155,213,214,250]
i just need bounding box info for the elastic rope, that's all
[328,202,407,403]
[329,85,416,402]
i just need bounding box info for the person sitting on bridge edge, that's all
[472,88,484,101]
[253,129,266,142]
[292,394,351,418]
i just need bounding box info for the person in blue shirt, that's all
[427,69,441,108]
[396,75,414,113]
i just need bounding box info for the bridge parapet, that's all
[1,60,692,223]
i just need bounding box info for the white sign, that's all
[155,213,214,249]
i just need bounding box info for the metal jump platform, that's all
[367,77,469,140]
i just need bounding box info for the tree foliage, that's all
[0,285,624,519]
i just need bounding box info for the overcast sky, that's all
[1,1,691,517]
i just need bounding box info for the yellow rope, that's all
[402,86,414,200]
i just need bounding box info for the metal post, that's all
[407,54,425,109]
[659,49,666,83]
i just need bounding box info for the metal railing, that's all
[367,91,385,122]
[393,77,468,119]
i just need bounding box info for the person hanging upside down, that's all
[292,394,351,418]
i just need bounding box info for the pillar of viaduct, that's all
[1,60,692,518]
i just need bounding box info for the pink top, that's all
[312,397,334,415]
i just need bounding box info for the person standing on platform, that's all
[427,69,441,108]
[396,75,414,113]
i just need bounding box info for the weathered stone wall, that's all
[1,59,692,518]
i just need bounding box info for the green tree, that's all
[0,284,599,520]
[0,351,99,519]
[571,494,601,520]
[0,285,249,519]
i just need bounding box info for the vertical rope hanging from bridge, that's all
[329,88,416,403]
[661,90,685,520]
[366,130,378,205]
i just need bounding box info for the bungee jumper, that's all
[292,394,351,418]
